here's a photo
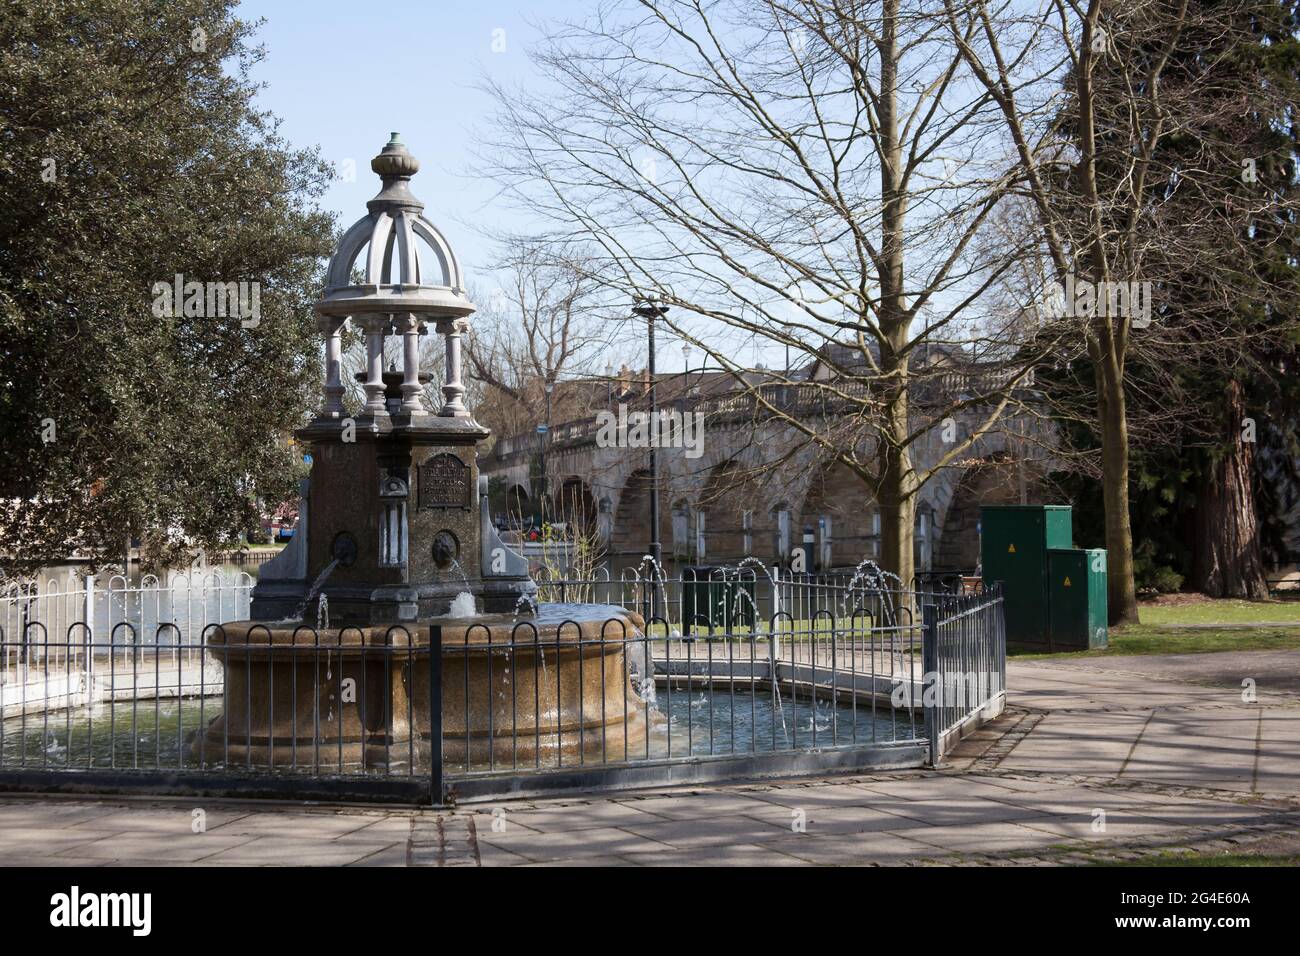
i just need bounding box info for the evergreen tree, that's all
[0,0,336,575]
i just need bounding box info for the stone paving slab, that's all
[0,825,134,852]
[750,802,931,835]
[998,710,1151,776]
[1257,711,1300,793]
[1024,648,1300,696]
[203,810,406,839]
[1013,813,1190,843]
[1,854,114,867]
[853,795,1058,828]
[476,841,534,867]
[55,829,259,863]
[853,773,1068,801]
[601,791,794,822]
[889,820,1079,855]
[516,856,644,867]
[1006,662,1235,711]
[183,837,404,867]
[475,824,676,862]
[734,781,905,809]
[761,831,949,865]
[345,844,411,867]
[0,801,124,828]
[604,813,795,849]
[1119,710,1260,790]
[991,651,1300,803]
[61,808,249,835]
[629,842,809,866]
[468,799,669,834]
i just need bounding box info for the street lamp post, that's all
[633,299,668,618]
[541,378,555,520]
[681,340,692,401]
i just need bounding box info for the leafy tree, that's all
[0,0,336,576]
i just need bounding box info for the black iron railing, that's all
[921,583,1007,764]
[0,582,1006,804]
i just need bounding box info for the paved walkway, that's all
[3,649,1298,866]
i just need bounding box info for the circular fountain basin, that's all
[192,605,654,770]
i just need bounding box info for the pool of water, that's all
[1,688,921,771]
[1,698,214,770]
[652,685,920,756]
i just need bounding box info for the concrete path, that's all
[996,653,1300,794]
[1017,647,1300,696]
[2,649,1298,866]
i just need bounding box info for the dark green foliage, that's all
[0,0,336,575]
[1039,1,1300,592]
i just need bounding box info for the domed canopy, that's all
[315,134,474,321]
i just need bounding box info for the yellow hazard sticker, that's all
[1063,576,1072,587]
[1008,543,1016,554]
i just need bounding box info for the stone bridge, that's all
[480,379,1055,574]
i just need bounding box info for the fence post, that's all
[922,602,939,767]
[428,624,443,807]
[769,565,782,675]
[84,574,96,678]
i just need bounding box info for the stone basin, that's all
[192,605,655,771]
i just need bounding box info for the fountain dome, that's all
[315,133,474,325]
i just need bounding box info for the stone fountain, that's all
[193,135,651,770]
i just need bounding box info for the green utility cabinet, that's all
[981,505,1073,647]
[1047,548,1109,649]
[681,568,756,635]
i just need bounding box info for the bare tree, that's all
[466,238,619,440]
[944,0,1297,618]
[479,0,1065,585]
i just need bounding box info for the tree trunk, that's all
[1096,361,1141,625]
[1192,381,1270,598]
[878,453,916,589]
[874,0,915,590]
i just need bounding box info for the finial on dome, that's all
[367,133,423,213]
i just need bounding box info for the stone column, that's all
[398,313,424,413]
[319,315,347,418]
[361,313,388,415]
[437,317,469,417]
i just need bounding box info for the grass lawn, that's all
[1139,598,1300,625]
[1012,595,1300,659]
[1095,850,1300,867]
[1093,830,1300,866]
[1011,624,1300,659]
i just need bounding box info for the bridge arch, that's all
[698,460,755,561]
[799,460,877,568]
[503,483,531,523]
[610,468,672,562]
[933,455,1045,571]
[553,476,597,534]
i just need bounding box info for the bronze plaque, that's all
[418,454,470,510]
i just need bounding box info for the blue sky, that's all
[238,0,795,373]
[240,3,586,293]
